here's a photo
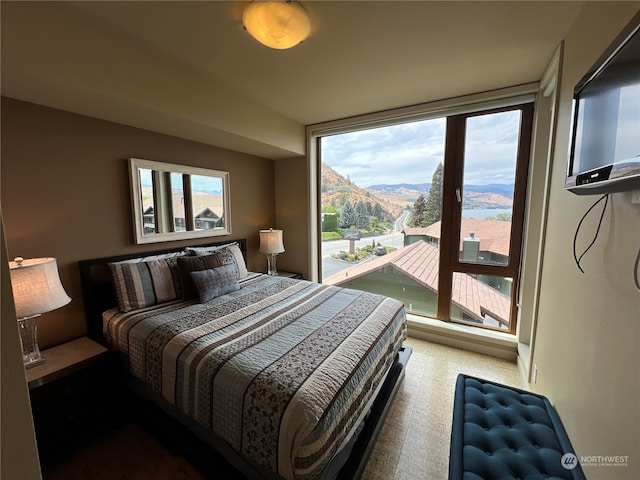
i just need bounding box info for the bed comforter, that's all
[103,273,407,480]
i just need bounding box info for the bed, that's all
[79,239,410,480]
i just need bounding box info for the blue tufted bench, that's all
[449,374,586,480]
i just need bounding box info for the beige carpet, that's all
[362,337,523,480]
[44,336,522,480]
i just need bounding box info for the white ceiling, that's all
[1,1,585,159]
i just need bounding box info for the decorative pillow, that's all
[190,264,240,303]
[177,253,225,300]
[184,244,227,256]
[186,242,248,279]
[109,256,182,312]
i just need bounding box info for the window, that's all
[315,101,533,333]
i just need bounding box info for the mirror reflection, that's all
[130,158,231,244]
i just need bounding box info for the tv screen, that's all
[566,12,640,195]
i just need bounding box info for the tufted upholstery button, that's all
[449,374,586,480]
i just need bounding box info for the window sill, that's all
[406,313,518,361]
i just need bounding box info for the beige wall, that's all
[531,4,640,479]
[1,97,276,349]
[274,156,310,279]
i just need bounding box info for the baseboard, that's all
[517,343,532,389]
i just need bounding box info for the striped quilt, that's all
[103,273,407,480]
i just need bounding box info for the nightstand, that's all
[26,336,108,389]
[276,271,303,279]
[27,337,123,469]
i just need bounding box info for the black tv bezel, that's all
[566,10,640,195]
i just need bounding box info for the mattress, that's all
[103,273,407,480]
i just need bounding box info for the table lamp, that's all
[259,229,285,275]
[9,257,71,368]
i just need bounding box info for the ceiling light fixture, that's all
[242,1,311,50]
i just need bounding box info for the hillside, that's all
[322,163,514,222]
[321,163,403,222]
[368,182,514,209]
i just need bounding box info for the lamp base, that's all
[267,254,279,276]
[18,315,45,369]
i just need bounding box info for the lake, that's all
[461,208,512,219]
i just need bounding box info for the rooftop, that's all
[405,218,512,257]
[323,240,511,325]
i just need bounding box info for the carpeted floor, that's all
[362,337,522,480]
[43,336,522,480]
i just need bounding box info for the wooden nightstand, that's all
[27,337,123,469]
[276,271,303,279]
[26,336,108,389]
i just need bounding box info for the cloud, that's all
[322,118,446,186]
[322,109,521,187]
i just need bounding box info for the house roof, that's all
[406,219,512,257]
[323,240,511,325]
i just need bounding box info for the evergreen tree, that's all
[364,201,373,216]
[340,200,356,228]
[355,201,370,229]
[410,194,427,227]
[372,203,383,219]
[424,162,444,226]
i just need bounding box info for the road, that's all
[321,212,408,279]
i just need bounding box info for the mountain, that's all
[369,182,513,199]
[323,166,514,218]
[465,184,514,199]
[368,183,431,194]
[321,163,403,222]
[368,182,513,209]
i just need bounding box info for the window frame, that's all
[129,158,231,244]
[438,104,534,332]
[308,88,537,334]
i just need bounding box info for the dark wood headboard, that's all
[78,238,247,343]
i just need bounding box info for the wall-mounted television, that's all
[566,11,640,195]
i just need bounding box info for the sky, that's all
[321,110,521,187]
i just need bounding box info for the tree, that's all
[372,203,383,219]
[486,212,512,222]
[355,200,370,229]
[424,162,443,226]
[364,201,373,216]
[410,194,427,227]
[340,200,356,228]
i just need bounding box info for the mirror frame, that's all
[129,158,232,244]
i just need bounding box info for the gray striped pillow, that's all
[109,257,181,312]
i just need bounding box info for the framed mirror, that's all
[129,158,231,244]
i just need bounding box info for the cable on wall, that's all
[572,193,609,274]
[634,246,640,292]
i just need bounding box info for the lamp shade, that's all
[9,257,71,319]
[259,229,285,254]
[242,1,310,50]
